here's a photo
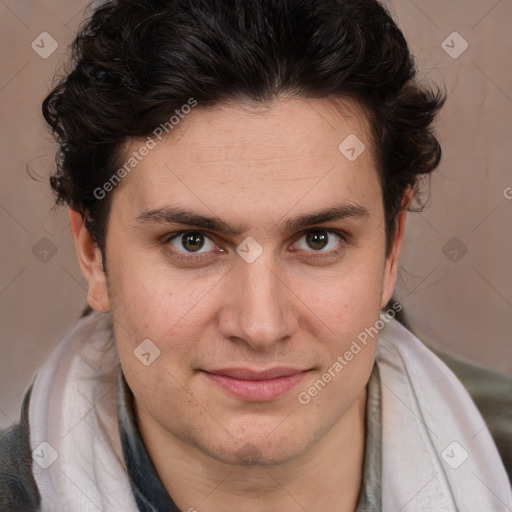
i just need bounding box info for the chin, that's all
[199,432,310,467]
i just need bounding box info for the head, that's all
[44,0,444,466]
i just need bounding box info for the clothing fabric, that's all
[378,319,512,510]
[0,390,39,512]
[1,310,512,511]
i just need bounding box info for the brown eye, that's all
[181,232,205,252]
[293,229,345,256]
[167,231,216,254]
[305,230,329,251]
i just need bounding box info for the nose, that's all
[217,253,299,351]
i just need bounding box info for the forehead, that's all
[114,96,380,220]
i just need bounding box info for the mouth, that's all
[201,367,310,401]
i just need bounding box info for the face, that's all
[76,96,404,467]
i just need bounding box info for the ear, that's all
[69,209,111,313]
[380,187,413,308]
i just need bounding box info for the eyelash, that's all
[162,229,348,262]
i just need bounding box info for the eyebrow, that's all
[134,203,371,236]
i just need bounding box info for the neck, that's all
[135,386,368,512]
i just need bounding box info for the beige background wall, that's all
[1,0,511,429]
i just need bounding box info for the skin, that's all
[70,95,411,512]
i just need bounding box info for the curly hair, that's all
[43,0,445,260]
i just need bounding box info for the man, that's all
[1,0,511,510]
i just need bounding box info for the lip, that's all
[202,367,309,401]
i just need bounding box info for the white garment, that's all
[28,311,512,511]
[378,320,512,511]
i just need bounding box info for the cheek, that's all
[300,251,385,375]
[297,248,385,324]
[297,272,382,415]
[107,247,220,337]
